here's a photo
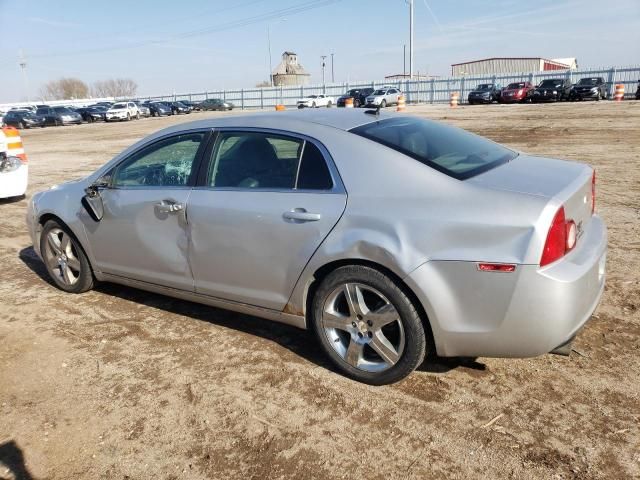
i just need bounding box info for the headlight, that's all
[0,156,22,173]
[552,90,558,94]
[591,87,598,92]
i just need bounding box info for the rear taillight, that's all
[591,170,596,215]
[540,206,578,266]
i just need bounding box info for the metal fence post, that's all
[461,76,466,104]
[260,88,264,109]
[430,78,434,104]
[241,89,244,110]
[608,67,616,98]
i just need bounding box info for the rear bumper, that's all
[0,164,28,198]
[405,215,607,358]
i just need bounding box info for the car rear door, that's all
[82,130,209,290]
[187,129,347,311]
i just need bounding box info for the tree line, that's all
[39,77,138,100]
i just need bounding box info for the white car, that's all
[296,94,334,108]
[105,102,139,122]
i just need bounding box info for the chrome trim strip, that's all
[99,273,307,330]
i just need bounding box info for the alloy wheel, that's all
[43,228,81,286]
[321,283,405,372]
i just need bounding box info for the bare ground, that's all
[1,101,639,480]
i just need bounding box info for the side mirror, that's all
[81,175,110,222]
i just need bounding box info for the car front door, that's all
[187,129,347,311]
[82,131,209,290]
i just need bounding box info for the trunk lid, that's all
[468,154,594,231]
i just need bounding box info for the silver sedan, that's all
[26,110,607,384]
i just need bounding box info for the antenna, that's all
[19,49,29,102]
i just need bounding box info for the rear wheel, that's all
[40,220,94,293]
[326,101,332,108]
[311,265,427,385]
[354,99,361,108]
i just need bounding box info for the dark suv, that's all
[570,77,608,101]
[337,88,375,108]
[467,83,501,104]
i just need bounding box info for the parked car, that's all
[52,106,83,125]
[636,80,640,100]
[296,94,334,109]
[499,81,534,103]
[145,101,172,117]
[570,77,608,101]
[364,87,402,108]
[199,98,234,111]
[26,109,606,385]
[179,100,200,111]
[0,151,28,200]
[532,78,572,102]
[76,106,108,123]
[169,101,190,115]
[337,88,375,108]
[136,104,151,118]
[467,83,502,104]
[106,102,139,122]
[35,107,62,126]
[2,110,45,129]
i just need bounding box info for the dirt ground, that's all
[1,101,639,480]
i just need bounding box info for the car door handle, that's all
[155,200,184,213]
[283,209,321,222]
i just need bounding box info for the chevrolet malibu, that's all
[26,110,607,384]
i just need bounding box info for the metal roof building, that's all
[451,57,577,76]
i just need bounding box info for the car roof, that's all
[154,109,388,136]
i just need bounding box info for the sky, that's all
[0,0,638,103]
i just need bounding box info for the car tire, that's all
[136,113,140,120]
[19,121,26,129]
[326,101,332,108]
[381,99,387,108]
[354,99,361,108]
[595,92,601,101]
[40,220,94,294]
[311,265,427,385]
[312,102,316,108]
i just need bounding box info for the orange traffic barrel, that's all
[396,95,406,112]
[344,97,354,108]
[1,126,27,163]
[450,92,459,108]
[275,104,286,111]
[614,84,625,101]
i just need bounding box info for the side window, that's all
[296,142,333,190]
[113,132,205,187]
[209,132,302,189]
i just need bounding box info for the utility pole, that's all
[408,0,414,79]
[19,49,29,102]
[267,25,273,86]
[331,53,334,83]
[321,55,327,84]
[403,44,406,76]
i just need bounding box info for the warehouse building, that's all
[451,57,577,76]
[271,51,311,86]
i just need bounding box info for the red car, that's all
[499,81,534,103]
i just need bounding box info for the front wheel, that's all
[311,265,427,385]
[381,99,387,108]
[40,220,94,293]
[127,113,131,121]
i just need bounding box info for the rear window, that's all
[350,117,517,180]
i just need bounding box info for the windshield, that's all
[373,89,386,95]
[53,107,73,113]
[347,90,360,96]
[539,79,562,87]
[506,83,525,90]
[36,108,48,115]
[578,78,599,85]
[112,103,126,109]
[350,117,517,180]
[476,84,492,90]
